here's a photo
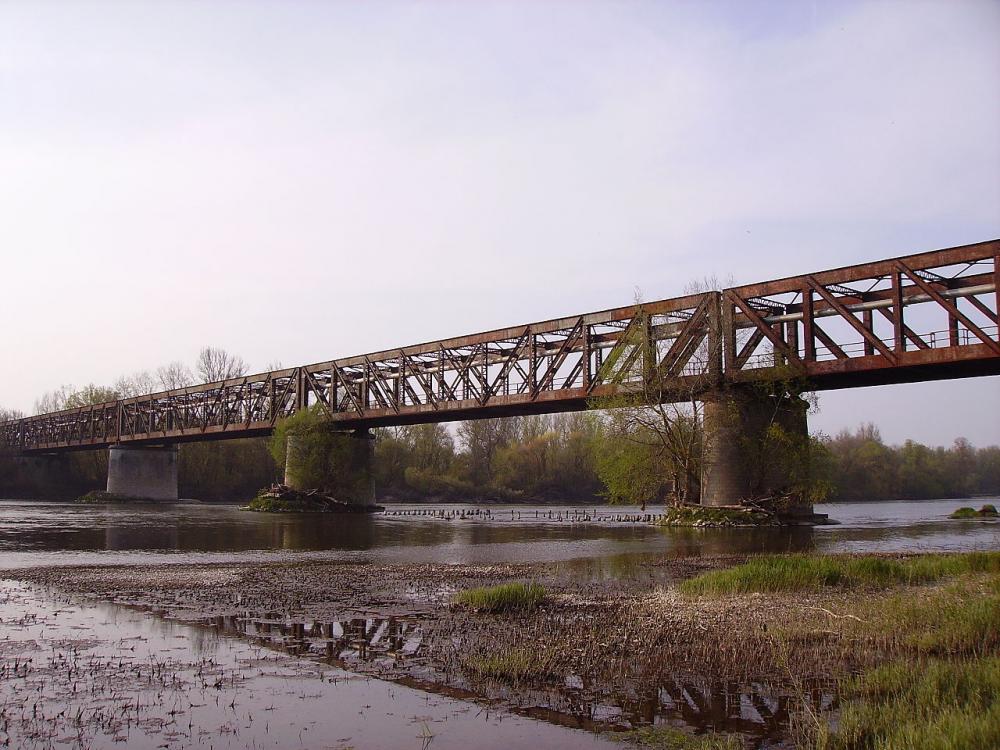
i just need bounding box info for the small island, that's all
[244,484,384,514]
[950,503,999,520]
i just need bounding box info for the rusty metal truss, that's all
[2,240,997,453]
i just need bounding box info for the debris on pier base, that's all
[244,484,384,513]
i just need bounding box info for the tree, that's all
[588,300,718,506]
[456,418,521,486]
[157,361,195,390]
[196,346,248,383]
[34,385,73,415]
[0,407,25,423]
[64,384,119,408]
[405,424,455,474]
[113,370,159,398]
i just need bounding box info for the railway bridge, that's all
[2,240,998,505]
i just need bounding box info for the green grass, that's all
[453,582,546,613]
[679,552,1000,595]
[615,726,743,750]
[874,582,1000,656]
[819,658,1000,750]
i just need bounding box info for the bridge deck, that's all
[3,240,998,453]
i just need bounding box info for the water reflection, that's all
[215,613,424,664]
[209,609,834,744]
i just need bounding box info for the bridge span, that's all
[2,239,998,504]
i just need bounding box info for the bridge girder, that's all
[2,239,997,454]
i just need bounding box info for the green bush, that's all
[403,467,477,498]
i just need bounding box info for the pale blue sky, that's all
[1,0,998,445]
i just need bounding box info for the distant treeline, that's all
[373,418,1000,503]
[819,424,1000,501]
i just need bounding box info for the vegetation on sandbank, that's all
[950,504,999,519]
[244,484,383,513]
[656,504,778,527]
[615,726,742,750]
[462,648,554,683]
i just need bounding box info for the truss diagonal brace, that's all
[896,262,1000,355]
[725,291,802,365]
[807,275,897,364]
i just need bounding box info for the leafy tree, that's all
[456,418,520,486]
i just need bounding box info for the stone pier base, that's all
[106,445,179,501]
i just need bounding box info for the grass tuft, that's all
[453,582,546,613]
[679,552,1000,595]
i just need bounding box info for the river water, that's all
[0,497,997,570]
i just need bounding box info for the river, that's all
[0,497,997,571]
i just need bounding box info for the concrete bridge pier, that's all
[700,387,811,512]
[284,428,375,505]
[106,444,178,501]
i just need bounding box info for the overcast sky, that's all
[1,0,998,446]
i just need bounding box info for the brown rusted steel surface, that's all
[2,240,997,453]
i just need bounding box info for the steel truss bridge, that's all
[3,240,998,454]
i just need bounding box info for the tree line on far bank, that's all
[371,418,1000,503]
